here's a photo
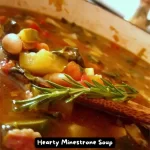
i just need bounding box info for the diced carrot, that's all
[63,61,83,81]
[81,74,103,86]
[35,42,50,51]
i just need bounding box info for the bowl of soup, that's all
[0,0,150,150]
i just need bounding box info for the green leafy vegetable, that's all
[51,46,85,67]
[11,66,138,112]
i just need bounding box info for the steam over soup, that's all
[0,6,150,150]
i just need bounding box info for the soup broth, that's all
[0,6,150,150]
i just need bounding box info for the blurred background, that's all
[87,0,150,33]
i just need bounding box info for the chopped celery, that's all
[84,68,94,75]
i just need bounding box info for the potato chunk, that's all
[19,49,68,75]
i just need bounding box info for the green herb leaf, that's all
[11,66,138,112]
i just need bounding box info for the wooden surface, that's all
[0,0,150,64]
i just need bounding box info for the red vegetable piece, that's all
[35,42,49,51]
[25,20,41,32]
[63,61,83,81]
[3,129,41,150]
[81,74,91,82]
[29,23,41,32]
[1,60,15,74]
[44,73,71,87]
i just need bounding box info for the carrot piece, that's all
[81,74,103,86]
[35,42,50,51]
[63,61,83,81]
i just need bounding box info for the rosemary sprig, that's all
[10,66,138,112]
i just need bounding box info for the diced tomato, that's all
[44,73,72,87]
[1,60,15,74]
[63,61,83,81]
[35,42,49,51]
[81,74,103,86]
[0,16,7,24]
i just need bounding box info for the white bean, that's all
[2,33,22,54]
